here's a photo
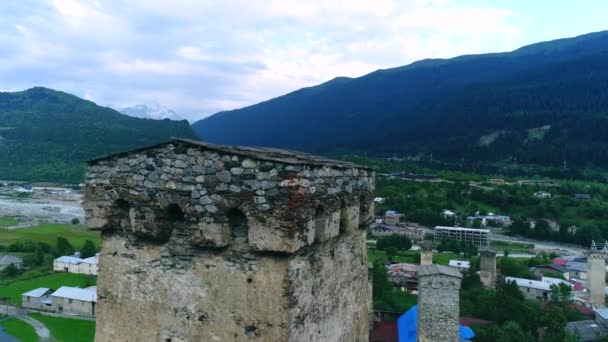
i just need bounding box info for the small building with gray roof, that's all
[0,255,22,271]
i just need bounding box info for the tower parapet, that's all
[84,138,375,342]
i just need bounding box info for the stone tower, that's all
[417,265,462,342]
[84,138,375,342]
[588,252,606,306]
[480,249,496,289]
[420,242,433,265]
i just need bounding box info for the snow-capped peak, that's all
[120,104,185,121]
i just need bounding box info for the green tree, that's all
[3,264,18,277]
[33,246,44,266]
[544,305,568,342]
[56,237,74,256]
[80,240,97,259]
[496,321,535,342]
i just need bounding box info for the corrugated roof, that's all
[0,255,22,266]
[55,256,82,264]
[505,276,552,291]
[449,260,471,269]
[52,286,97,302]
[22,288,51,298]
[88,138,372,170]
[81,256,98,264]
[417,264,463,278]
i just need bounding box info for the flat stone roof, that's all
[417,264,463,279]
[88,138,372,170]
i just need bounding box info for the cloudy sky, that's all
[1,0,607,121]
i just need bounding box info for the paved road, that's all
[421,227,586,256]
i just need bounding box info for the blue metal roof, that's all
[397,305,475,342]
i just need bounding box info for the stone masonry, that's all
[588,252,606,307]
[417,264,462,342]
[84,138,375,342]
[480,249,496,289]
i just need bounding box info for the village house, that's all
[441,209,456,219]
[370,223,424,242]
[466,213,511,228]
[52,286,97,317]
[0,255,23,271]
[383,210,402,225]
[21,286,97,317]
[448,260,471,271]
[488,178,505,185]
[387,263,418,293]
[534,264,571,280]
[575,193,591,200]
[506,276,551,301]
[534,191,552,199]
[567,308,608,341]
[22,288,53,311]
[374,197,385,204]
[53,254,98,275]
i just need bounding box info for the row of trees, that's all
[0,238,98,279]
[461,271,579,342]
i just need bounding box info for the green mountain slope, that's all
[192,30,608,169]
[0,87,197,182]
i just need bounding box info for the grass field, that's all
[30,313,95,342]
[0,216,19,228]
[493,240,535,254]
[0,273,95,304]
[368,249,462,266]
[0,223,100,250]
[0,317,38,342]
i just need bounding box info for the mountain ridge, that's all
[0,87,197,182]
[192,30,608,168]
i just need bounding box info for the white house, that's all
[374,197,386,204]
[441,210,456,219]
[22,288,53,311]
[448,260,471,270]
[0,255,23,271]
[53,254,98,275]
[22,286,97,317]
[534,191,552,199]
[506,276,551,301]
[51,286,97,317]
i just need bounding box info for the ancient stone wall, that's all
[480,250,496,289]
[84,140,375,342]
[417,266,462,342]
[588,253,606,306]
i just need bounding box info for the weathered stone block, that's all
[190,222,231,247]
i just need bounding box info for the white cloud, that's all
[0,0,536,121]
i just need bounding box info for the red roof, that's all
[370,321,397,342]
[460,317,492,326]
[552,258,567,266]
[568,303,595,316]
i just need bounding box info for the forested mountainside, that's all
[193,30,608,169]
[0,87,197,182]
